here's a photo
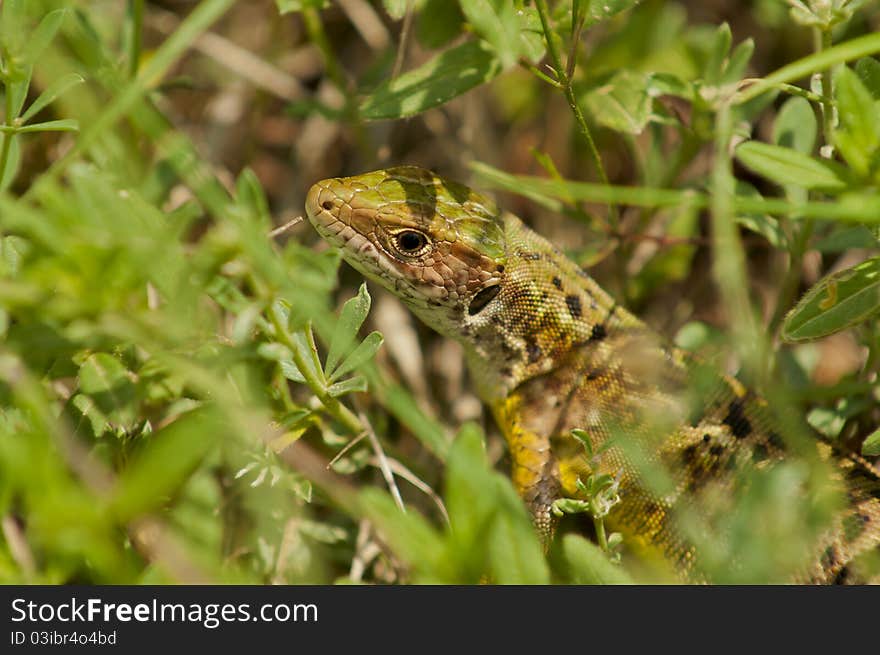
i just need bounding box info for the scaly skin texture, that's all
[305,166,880,583]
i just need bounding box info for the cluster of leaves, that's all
[0,0,878,584]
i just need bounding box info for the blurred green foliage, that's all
[0,0,878,584]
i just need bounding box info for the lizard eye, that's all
[393,230,430,255]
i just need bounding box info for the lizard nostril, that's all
[321,200,334,211]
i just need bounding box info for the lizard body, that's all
[305,166,880,583]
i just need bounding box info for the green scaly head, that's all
[305,166,508,339]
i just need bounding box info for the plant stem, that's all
[533,0,625,291]
[302,8,346,93]
[770,26,831,339]
[593,514,608,552]
[0,62,16,189]
[767,217,814,338]
[128,0,145,79]
[533,0,610,192]
[711,101,764,377]
[815,27,835,152]
[267,303,364,437]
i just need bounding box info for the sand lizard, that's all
[305,166,880,583]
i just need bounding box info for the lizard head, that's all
[306,166,508,338]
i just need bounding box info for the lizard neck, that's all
[461,212,642,402]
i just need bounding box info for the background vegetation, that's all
[0,0,878,584]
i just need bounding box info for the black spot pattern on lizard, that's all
[821,546,837,569]
[833,565,852,585]
[526,340,542,364]
[842,513,870,542]
[565,294,582,319]
[552,276,562,289]
[681,444,698,465]
[752,443,769,463]
[591,323,607,342]
[722,398,752,439]
[768,431,785,450]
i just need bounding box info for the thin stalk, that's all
[769,27,832,338]
[128,0,144,79]
[301,8,346,92]
[815,27,835,152]
[767,217,814,338]
[391,0,415,79]
[533,0,624,291]
[267,304,364,437]
[0,66,15,187]
[593,514,608,552]
[711,101,764,378]
[533,0,610,192]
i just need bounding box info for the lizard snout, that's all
[305,181,341,226]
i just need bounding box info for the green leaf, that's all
[735,141,849,191]
[358,488,450,582]
[111,407,221,520]
[20,73,84,123]
[646,73,693,101]
[514,5,545,63]
[488,482,549,584]
[807,398,870,439]
[833,66,880,176]
[460,0,522,69]
[290,323,324,384]
[14,119,80,133]
[416,0,463,49]
[275,0,327,14]
[704,22,732,85]
[325,283,371,376]
[559,534,633,584]
[78,353,131,395]
[256,342,292,362]
[70,393,111,438]
[77,353,137,426]
[326,375,368,397]
[855,57,880,100]
[721,38,755,85]
[23,9,66,65]
[862,429,880,457]
[445,423,495,562]
[382,0,409,20]
[772,96,816,154]
[360,40,502,119]
[734,181,787,248]
[235,168,271,228]
[0,135,21,192]
[329,331,384,382]
[782,256,880,342]
[813,226,878,253]
[583,0,641,27]
[580,70,652,135]
[279,359,307,383]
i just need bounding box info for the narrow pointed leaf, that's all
[325,283,371,376]
[21,73,85,123]
[782,256,880,342]
[329,331,384,382]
